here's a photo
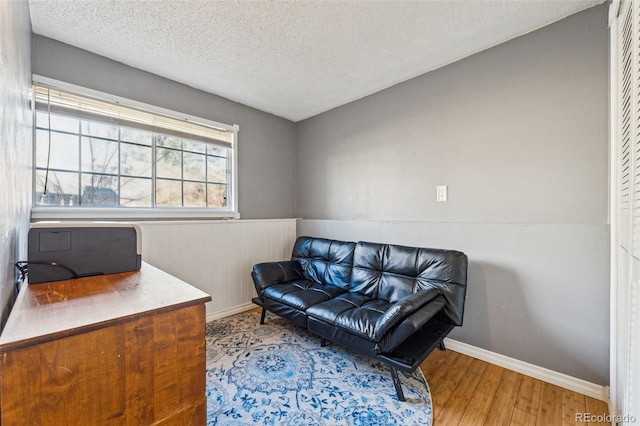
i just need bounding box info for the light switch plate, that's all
[437,185,448,202]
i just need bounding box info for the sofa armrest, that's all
[375,296,447,354]
[373,288,442,341]
[251,261,304,296]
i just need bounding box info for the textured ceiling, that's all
[29,0,603,122]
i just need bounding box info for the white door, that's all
[611,0,640,422]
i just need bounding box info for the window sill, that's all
[31,207,240,221]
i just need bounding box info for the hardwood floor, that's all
[420,348,610,425]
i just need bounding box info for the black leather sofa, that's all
[251,236,468,401]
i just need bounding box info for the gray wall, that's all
[32,35,296,220]
[0,0,32,328]
[296,5,610,385]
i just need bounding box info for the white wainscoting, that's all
[136,219,296,321]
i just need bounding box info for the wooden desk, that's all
[0,262,211,425]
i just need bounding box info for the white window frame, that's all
[31,75,240,221]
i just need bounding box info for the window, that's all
[32,79,238,219]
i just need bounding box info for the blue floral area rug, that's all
[205,311,432,425]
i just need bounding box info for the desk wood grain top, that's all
[0,262,211,351]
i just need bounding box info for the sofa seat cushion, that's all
[306,293,392,341]
[263,279,347,311]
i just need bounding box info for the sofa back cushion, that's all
[350,241,468,326]
[292,236,356,290]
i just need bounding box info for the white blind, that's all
[34,85,234,147]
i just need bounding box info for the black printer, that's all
[27,222,142,284]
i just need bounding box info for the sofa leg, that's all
[259,307,266,324]
[321,338,327,347]
[439,340,446,351]
[389,367,406,402]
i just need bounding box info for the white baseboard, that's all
[206,302,257,322]
[443,338,609,402]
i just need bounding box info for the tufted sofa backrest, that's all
[349,241,468,326]
[292,236,356,290]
